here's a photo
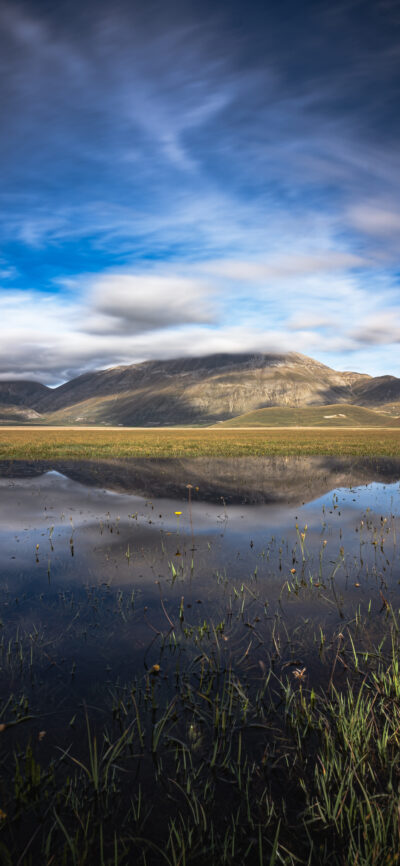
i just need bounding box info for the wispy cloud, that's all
[347,202,400,237]
[0,0,400,380]
[0,253,398,383]
[351,311,400,345]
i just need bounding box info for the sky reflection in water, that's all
[0,457,399,726]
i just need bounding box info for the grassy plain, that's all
[1,425,400,459]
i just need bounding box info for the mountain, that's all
[0,380,50,408]
[0,352,399,426]
[351,376,400,409]
[33,352,371,425]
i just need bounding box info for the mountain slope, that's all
[216,404,395,428]
[0,381,50,408]
[0,405,42,424]
[1,352,400,426]
[34,352,370,425]
[351,376,400,407]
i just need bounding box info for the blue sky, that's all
[1,0,400,383]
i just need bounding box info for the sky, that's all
[1,0,400,384]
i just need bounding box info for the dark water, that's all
[1,456,400,738]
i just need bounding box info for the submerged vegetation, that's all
[0,466,400,864]
[0,426,400,459]
[3,619,400,864]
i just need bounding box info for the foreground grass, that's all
[1,426,400,458]
[2,587,400,865]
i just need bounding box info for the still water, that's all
[0,456,399,733]
[1,456,400,862]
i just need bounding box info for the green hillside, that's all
[379,402,400,418]
[216,403,396,428]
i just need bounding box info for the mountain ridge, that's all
[0,352,398,426]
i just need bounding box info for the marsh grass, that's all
[0,426,400,459]
[1,482,400,863]
[3,615,400,865]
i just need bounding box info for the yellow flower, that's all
[150,664,161,675]
[175,511,182,515]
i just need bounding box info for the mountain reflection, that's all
[0,456,399,505]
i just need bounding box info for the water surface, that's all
[1,455,400,737]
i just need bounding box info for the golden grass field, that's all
[0,425,400,459]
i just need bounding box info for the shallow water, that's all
[0,456,400,735]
